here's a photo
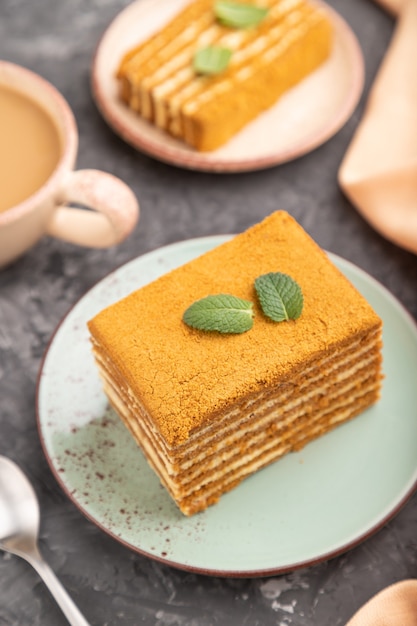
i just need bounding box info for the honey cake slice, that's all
[87,211,383,515]
[116,0,333,150]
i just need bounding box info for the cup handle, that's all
[46,169,139,248]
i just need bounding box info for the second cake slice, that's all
[117,0,333,150]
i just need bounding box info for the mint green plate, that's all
[37,237,417,577]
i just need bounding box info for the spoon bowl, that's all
[0,455,90,626]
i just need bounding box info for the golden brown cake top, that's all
[88,212,381,446]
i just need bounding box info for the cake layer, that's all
[117,0,333,150]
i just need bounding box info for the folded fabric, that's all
[345,580,417,625]
[336,3,417,622]
[338,0,417,254]
[374,0,406,15]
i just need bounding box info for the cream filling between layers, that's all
[179,390,379,514]
[91,331,382,501]
[102,373,379,511]
[99,357,380,492]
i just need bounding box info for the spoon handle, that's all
[27,552,90,626]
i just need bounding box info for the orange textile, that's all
[346,580,417,625]
[339,0,417,253]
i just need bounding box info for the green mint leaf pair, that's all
[183,273,303,334]
[193,2,269,75]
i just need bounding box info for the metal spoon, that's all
[0,455,90,625]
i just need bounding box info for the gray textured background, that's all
[1,0,417,624]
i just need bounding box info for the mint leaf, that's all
[254,273,303,322]
[183,294,254,333]
[193,46,232,75]
[215,1,269,29]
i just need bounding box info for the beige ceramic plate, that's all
[91,0,364,172]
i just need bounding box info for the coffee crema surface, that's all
[0,85,61,213]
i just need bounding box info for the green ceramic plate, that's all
[37,237,417,577]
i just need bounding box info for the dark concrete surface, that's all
[1,1,417,624]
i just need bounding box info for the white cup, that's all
[0,61,139,268]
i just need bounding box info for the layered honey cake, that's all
[87,212,383,515]
[116,0,333,150]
